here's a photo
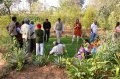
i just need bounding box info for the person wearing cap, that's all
[49,41,66,55]
[20,18,30,53]
[43,19,51,42]
[35,24,44,55]
[54,18,64,43]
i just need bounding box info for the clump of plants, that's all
[2,37,28,71]
[32,55,50,67]
[66,32,120,79]
[53,56,66,68]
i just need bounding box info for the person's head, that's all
[53,41,58,46]
[76,19,79,24]
[36,24,41,29]
[24,18,29,24]
[21,20,24,25]
[28,20,30,24]
[30,21,34,25]
[84,39,90,44]
[46,19,48,22]
[116,22,119,27]
[12,16,17,22]
[16,22,20,27]
[94,20,97,25]
[58,18,61,22]
[80,44,84,48]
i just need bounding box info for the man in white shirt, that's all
[90,20,98,43]
[20,18,30,53]
[49,41,66,55]
[54,18,64,43]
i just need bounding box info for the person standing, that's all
[72,19,82,44]
[54,18,64,43]
[29,21,36,53]
[20,18,30,53]
[90,20,98,43]
[6,16,17,39]
[43,19,51,42]
[35,24,44,55]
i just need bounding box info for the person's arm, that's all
[91,24,93,33]
[54,22,57,32]
[43,22,45,30]
[49,47,55,54]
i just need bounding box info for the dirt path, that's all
[4,64,68,79]
[0,53,6,71]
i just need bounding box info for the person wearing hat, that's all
[54,18,64,43]
[35,24,44,55]
[49,41,66,55]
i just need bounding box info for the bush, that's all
[53,56,66,68]
[2,37,28,71]
[32,55,50,67]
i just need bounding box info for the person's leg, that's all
[90,33,94,43]
[44,30,47,41]
[59,31,62,43]
[77,36,80,44]
[93,33,96,42]
[56,30,60,43]
[36,43,40,56]
[40,43,44,55]
[47,30,50,42]
[72,35,76,44]
[32,39,36,53]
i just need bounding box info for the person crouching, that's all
[49,41,66,56]
[35,24,44,55]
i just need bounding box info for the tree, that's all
[30,2,43,14]
[83,6,97,28]
[26,0,39,13]
[0,0,21,17]
[89,0,120,29]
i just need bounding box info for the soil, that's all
[0,53,6,72]
[4,64,68,79]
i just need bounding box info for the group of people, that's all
[6,16,120,59]
[75,21,120,59]
[6,16,66,56]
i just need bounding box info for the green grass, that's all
[44,37,84,58]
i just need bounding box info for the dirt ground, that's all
[0,53,6,72]
[3,64,68,79]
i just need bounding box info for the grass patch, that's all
[44,37,84,58]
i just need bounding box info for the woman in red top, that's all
[72,19,82,44]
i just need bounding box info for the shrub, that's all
[53,56,66,68]
[32,55,50,67]
[2,37,28,71]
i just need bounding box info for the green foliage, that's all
[53,56,66,68]
[66,58,110,79]
[83,6,97,28]
[2,38,28,71]
[32,55,50,67]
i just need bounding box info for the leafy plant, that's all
[53,56,66,68]
[32,55,50,67]
[2,37,28,71]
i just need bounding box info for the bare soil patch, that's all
[4,64,68,79]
